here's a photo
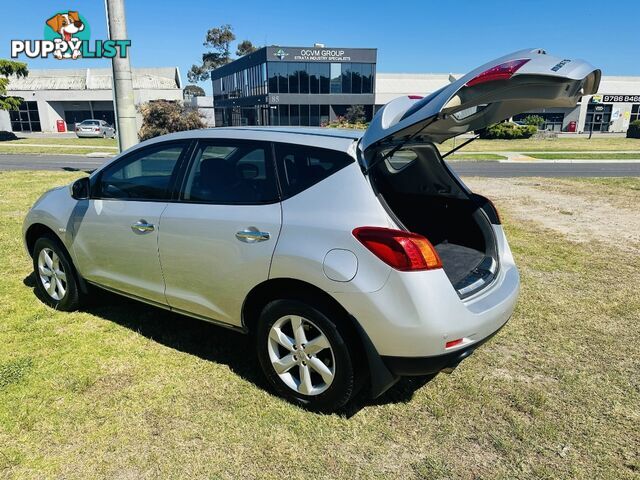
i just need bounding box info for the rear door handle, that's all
[131,220,155,234]
[236,227,270,243]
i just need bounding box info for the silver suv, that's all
[23,49,600,411]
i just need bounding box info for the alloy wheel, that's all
[38,247,67,301]
[267,315,336,396]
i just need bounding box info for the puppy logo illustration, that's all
[45,11,86,59]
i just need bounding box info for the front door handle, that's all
[236,227,270,243]
[131,220,155,234]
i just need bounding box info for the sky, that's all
[1,0,639,95]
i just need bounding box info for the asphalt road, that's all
[0,154,640,177]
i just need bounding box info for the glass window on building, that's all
[320,64,330,94]
[631,104,640,122]
[299,67,310,94]
[361,63,373,93]
[320,105,330,125]
[300,105,310,126]
[341,63,352,94]
[351,63,362,94]
[290,105,300,126]
[288,63,302,94]
[310,104,320,126]
[330,63,342,94]
[309,63,320,94]
[585,103,613,132]
[279,105,290,126]
[10,101,41,132]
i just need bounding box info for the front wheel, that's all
[32,235,82,311]
[256,299,361,411]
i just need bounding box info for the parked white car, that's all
[23,49,600,411]
[75,119,116,139]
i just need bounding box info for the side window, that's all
[97,142,187,200]
[274,143,354,199]
[182,141,278,204]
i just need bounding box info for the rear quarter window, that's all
[273,143,354,199]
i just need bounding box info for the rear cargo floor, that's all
[434,242,485,286]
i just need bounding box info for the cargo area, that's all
[368,142,499,297]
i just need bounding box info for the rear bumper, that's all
[381,319,507,376]
[334,225,519,358]
[76,132,102,137]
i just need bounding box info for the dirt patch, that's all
[463,177,640,253]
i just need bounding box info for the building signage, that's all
[267,47,376,63]
[601,94,640,103]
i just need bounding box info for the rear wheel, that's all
[32,235,82,311]
[256,299,360,411]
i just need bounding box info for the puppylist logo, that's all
[11,11,131,60]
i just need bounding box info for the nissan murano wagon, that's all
[24,49,600,410]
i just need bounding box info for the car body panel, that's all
[270,163,394,295]
[71,199,168,304]
[360,48,601,153]
[158,202,282,325]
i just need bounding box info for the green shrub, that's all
[523,115,545,127]
[479,122,537,139]
[0,131,18,141]
[138,100,206,141]
[323,115,368,130]
[626,120,640,139]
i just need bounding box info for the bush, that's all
[479,122,537,139]
[522,115,545,127]
[0,131,18,141]
[323,115,368,130]
[138,100,206,141]
[626,120,640,139]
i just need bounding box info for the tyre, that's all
[32,235,82,311]
[256,299,361,411]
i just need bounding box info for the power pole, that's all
[105,0,137,151]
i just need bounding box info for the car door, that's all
[360,48,601,157]
[158,139,281,326]
[72,140,191,304]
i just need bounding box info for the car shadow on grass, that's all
[24,273,435,416]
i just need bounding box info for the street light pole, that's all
[105,0,137,151]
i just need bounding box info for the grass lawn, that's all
[0,172,638,478]
[0,146,115,155]
[526,152,640,160]
[6,137,118,147]
[438,136,640,152]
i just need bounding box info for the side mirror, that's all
[71,177,91,200]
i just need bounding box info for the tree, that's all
[187,25,258,84]
[138,101,206,141]
[236,40,257,57]
[188,24,235,83]
[0,59,28,111]
[345,105,366,124]
[184,84,205,98]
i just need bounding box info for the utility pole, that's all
[105,0,137,151]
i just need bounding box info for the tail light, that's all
[94,127,100,132]
[465,58,530,87]
[352,227,442,271]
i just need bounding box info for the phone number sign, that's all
[602,95,640,103]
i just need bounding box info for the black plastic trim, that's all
[381,321,507,376]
